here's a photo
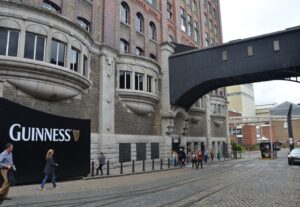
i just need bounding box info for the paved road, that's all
[2,149,300,207]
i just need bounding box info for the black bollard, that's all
[132,160,135,173]
[143,160,145,171]
[120,162,123,174]
[160,158,163,170]
[152,159,154,171]
[168,158,170,168]
[91,161,95,177]
[107,161,110,176]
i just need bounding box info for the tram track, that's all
[5,158,258,207]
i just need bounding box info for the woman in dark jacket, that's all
[40,149,58,190]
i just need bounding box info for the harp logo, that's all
[72,130,80,142]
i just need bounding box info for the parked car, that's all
[288,148,300,165]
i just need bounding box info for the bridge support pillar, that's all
[160,42,176,159]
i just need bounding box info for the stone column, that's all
[205,95,213,151]
[98,47,117,163]
[225,97,231,156]
[160,42,175,160]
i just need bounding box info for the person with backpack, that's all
[197,149,203,169]
[97,152,106,176]
[204,149,209,163]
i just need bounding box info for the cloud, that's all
[220,0,300,105]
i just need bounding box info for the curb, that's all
[83,158,236,181]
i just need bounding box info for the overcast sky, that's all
[220,0,300,105]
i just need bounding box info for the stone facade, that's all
[0,0,228,165]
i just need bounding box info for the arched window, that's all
[149,22,156,40]
[42,0,61,13]
[77,17,91,32]
[135,13,144,33]
[120,2,130,24]
[150,53,156,60]
[120,38,129,53]
[135,47,144,56]
[168,35,174,43]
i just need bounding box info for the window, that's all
[147,75,153,93]
[70,47,80,72]
[168,35,174,43]
[135,47,144,56]
[205,32,209,47]
[213,8,216,19]
[149,22,156,40]
[0,28,19,57]
[186,0,191,6]
[214,25,218,35]
[135,73,144,91]
[42,0,60,13]
[192,0,197,12]
[136,13,144,33]
[50,39,66,67]
[218,104,221,114]
[208,2,212,13]
[209,19,212,30]
[150,53,156,60]
[120,2,130,24]
[83,55,88,77]
[120,39,129,53]
[119,71,131,89]
[77,17,90,32]
[187,15,192,37]
[180,8,186,32]
[210,37,214,46]
[146,0,156,7]
[167,1,173,20]
[24,32,45,61]
[194,21,199,42]
[204,13,208,25]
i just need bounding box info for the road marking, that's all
[234,164,242,167]
[210,164,219,167]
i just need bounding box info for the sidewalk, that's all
[86,157,234,180]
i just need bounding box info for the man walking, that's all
[197,149,203,169]
[97,152,106,175]
[0,143,14,200]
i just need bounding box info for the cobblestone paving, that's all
[1,149,299,207]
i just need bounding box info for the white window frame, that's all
[135,72,144,91]
[120,39,129,53]
[70,47,80,72]
[0,29,19,57]
[24,32,46,61]
[51,39,66,66]
[119,70,131,89]
[147,75,153,93]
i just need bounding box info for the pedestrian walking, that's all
[217,151,221,161]
[191,151,197,168]
[97,152,106,175]
[172,151,178,167]
[204,149,208,163]
[178,148,186,168]
[196,149,203,169]
[0,143,15,200]
[40,149,58,190]
[210,149,214,162]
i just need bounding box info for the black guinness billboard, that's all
[0,98,90,184]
